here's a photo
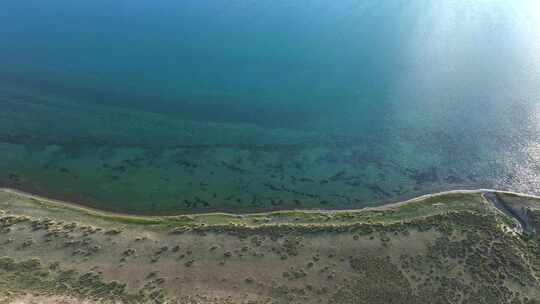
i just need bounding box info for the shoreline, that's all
[2,186,540,219]
[2,186,539,303]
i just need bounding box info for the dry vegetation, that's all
[0,189,539,304]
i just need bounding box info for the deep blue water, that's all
[1,0,540,213]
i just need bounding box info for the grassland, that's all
[0,188,539,304]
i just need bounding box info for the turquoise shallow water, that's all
[1,0,540,214]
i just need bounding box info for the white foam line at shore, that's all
[1,187,539,217]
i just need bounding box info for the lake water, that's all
[1,0,540,214]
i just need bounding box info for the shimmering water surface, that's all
[1,0,540,214]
